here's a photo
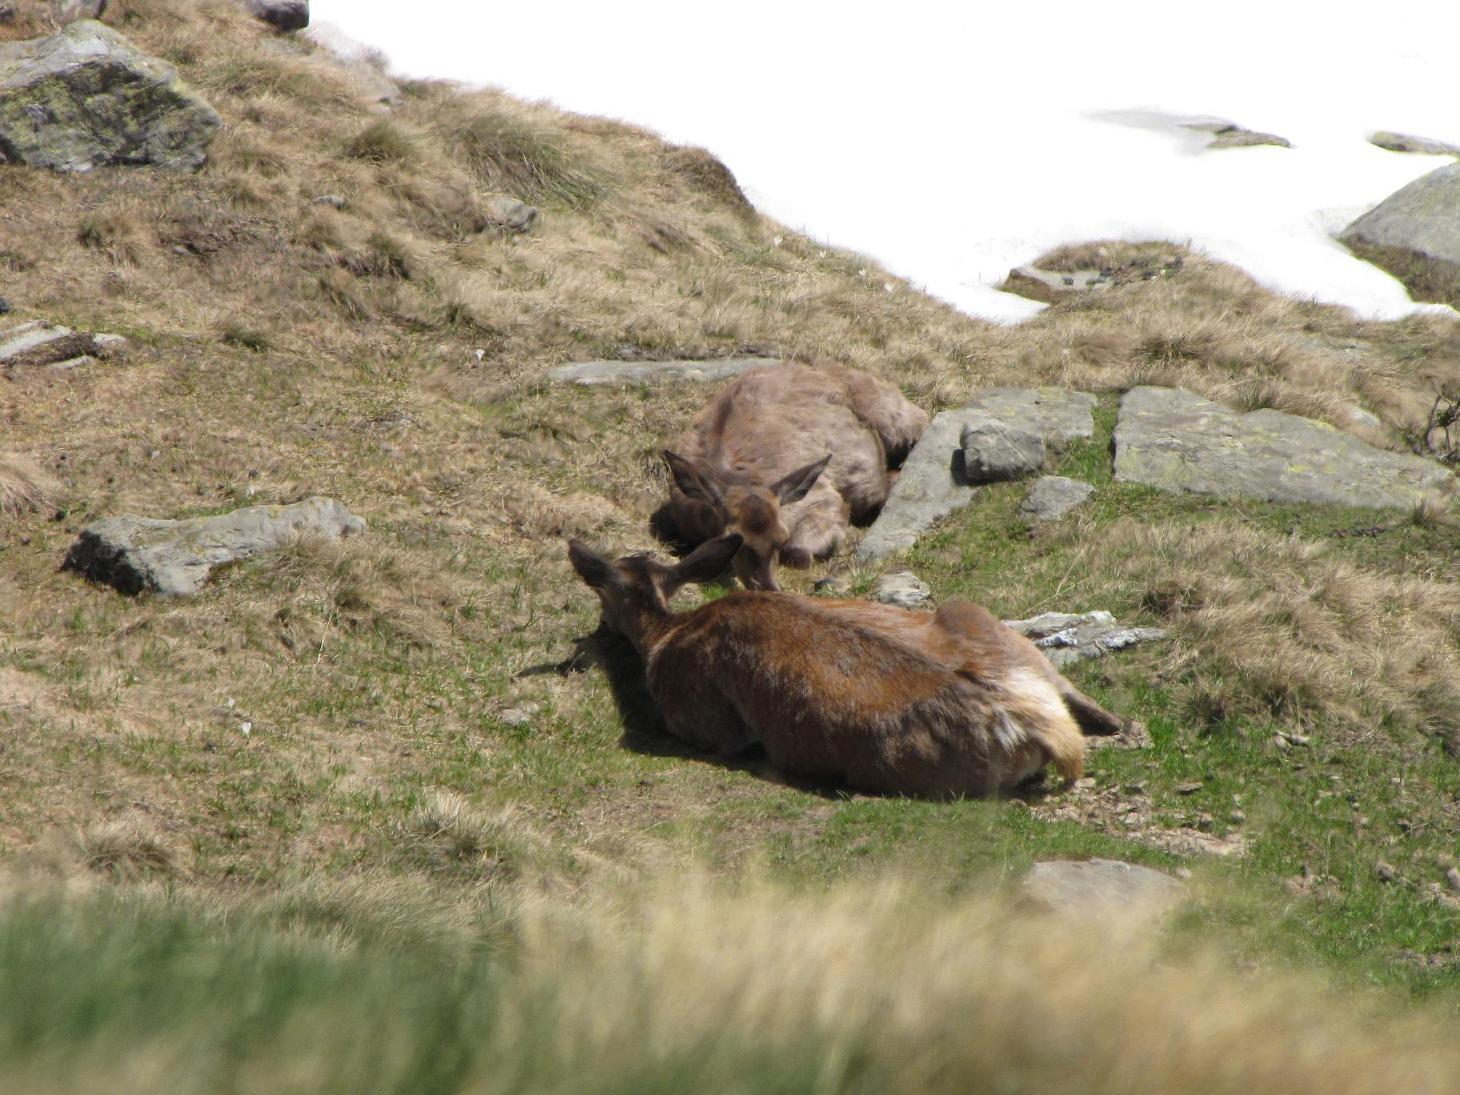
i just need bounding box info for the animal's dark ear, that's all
[667,533,743,591]
[568,539,621,591]
[663,450,723,506]
[772,455,831,505]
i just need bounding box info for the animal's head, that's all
[662,450,829,591]
[568,533,745,643]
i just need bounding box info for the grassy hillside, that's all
[2,0,1460,1086]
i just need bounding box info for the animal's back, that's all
[646,592,1052,794]
[673,365,889,513]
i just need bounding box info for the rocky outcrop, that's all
[1003,610,1168,669]
[64,497,365,595]
[0,320,126,370]
[548,358,778,387]
[1369,131,1460,158]
[1183,120,1290,150]
[857,389,1094,560]
[1114,387,1455,509]
[1001,265,1112,304]
[1020,476,1094,522]
[1019,859,1186,920]
[245,0,308,32]
[0,21,220,172]
[1339,161,1460,306]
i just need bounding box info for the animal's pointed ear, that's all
[772,455,831,505]
[666,533,743,593]
[663,450,724,506]
[568,539,621,591]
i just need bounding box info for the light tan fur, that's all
[569,534,1083,796]
[659,362,928,590]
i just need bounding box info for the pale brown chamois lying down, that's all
[568,534,1086,797]
[658,362,928,591]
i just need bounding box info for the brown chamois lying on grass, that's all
[801,598,1134,739]
[657,362,928,590]
[568,534,1085,797]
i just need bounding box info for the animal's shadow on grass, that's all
[527,625,1063,804]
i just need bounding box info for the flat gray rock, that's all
[1019,859,1186,919]
[856,388,1095,560]
[64,497,365,595]
[1003,609,1168,669]
[0,321,126,369]
[1020,476,1094,522]
[1369,131,1460,158]
[548,358,778,387]
[1339,161,1460,306]
[0,21,220,172]
[872,571,930,608]
[961,420,1044,483]
[1114,387,1455,509]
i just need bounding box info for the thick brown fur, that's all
[568,536,1083,797]
[804,599,1133,739]
[660,362,928,590]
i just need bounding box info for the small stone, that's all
[1280,731,1312,747]
[313,193,348,209]
[1446,867,1460,893]
[1123,782,1146,795]
[1020,476,1094,522]
[0,298,10,315]
[244,0,308,31]
[1273,734,1291,751]
[1195,812,1215,832]
[1375,860,1397,883]
[960,419,1045,483]
[488,197,539,233]
[500,704,538,727]
[1176,781,1203,795]
[1229,810,1246,824]
[872,571,930,608]
[812,575,850,597]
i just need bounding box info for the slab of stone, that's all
[0,21,221,173]
[1019,859,1186,919]
[0,321,125,369]
[1339,161,1460,306]
[966,388,1096,450]
[1003,610,1168,669]
[961,420,1044,483]
[872,571,930,608]
[63,497,365,595]
[857,388,1095,560]
[1369,131,1460,158]
[1020,476,1094,522]
[1114,386,1456,509]
[548,358,778,388]
[1001,264,1112,304]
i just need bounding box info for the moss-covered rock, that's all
[0,20,219,172]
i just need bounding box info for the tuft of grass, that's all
[444,109,605,209]
[218,322,271,352]
[0,456,59,517]
[76,208,145,265]
[74,819,179,880]
[343,119,420,165]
